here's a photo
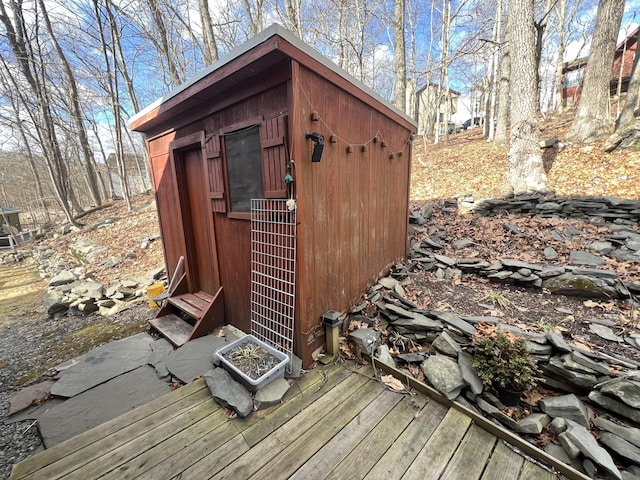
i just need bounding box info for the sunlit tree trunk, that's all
[507,0,546,192]
[37,0,101,208]
[198,0,219,64]
[393,0,406,112]
[553,0,567,112]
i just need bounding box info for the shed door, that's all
[173,139,218,295]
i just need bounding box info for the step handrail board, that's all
[188,287,224,341]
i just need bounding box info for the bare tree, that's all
[566,0,625,143]
[615,34,640,128]
[495,6,511,145]
[198,0,219,64]
[507,0,547,192]
[393,0,407,111]
[37,0,102,207]
[0,0,80,225]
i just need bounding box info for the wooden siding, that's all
[146,79,290,333]
[293,65,414,363]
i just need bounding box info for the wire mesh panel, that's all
[250,199,296,364]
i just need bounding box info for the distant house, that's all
[562,26,639,107]
[0,206,21,232]
[415,83,460,136]
[105,152,150,197]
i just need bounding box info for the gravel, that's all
[0,299,151,480]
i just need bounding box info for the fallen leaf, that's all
[381,374,406,392]
[583,300,600,308]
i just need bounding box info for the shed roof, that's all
[0,206,20,214]
[129,24,416,132]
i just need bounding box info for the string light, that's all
[297,81,413,158]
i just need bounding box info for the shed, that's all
[0,206,21,231]
[129,24,416,367]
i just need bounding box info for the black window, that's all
[224,125,264,213]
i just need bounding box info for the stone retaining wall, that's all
[457,192,640,225]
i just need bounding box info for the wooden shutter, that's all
[205,134,226,213]
[260,116,288,198]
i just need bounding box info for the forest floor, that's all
[3,110,640,390]
[411,110,640,201]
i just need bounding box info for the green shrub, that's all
[472,324,539,392]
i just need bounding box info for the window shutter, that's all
[260,116,288,198]
[205,134,226,213]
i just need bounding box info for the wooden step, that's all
[168,293,210,319]
[149,314,193,347]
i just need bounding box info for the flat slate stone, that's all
[8,380,56,415]
[458,351,483,395]
[570,251,606,266]
[546,332,573,353]
[601,432,640,466]
[590,324,623,343]
[39,365,169,447]
[166,334,229,384]
[349,328,381,355]
[204,368,252,418]
[50,333,155,398]
[565,420,622,480]
[254,377,291,410]
[589,391,640,424]
[594,416,640,448]
[148,338,174,380]
[544,356,598,389]
[5,398,65,424]
[515,413,551,434]
[538,393,589,427]
[428,311,476,337]
[432,331,462,357]
[421,354,465,400]
[599,378,640,409]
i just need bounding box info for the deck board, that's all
[324,393,429,480]
[440,424,497,480]
[481,441,525,479]
[363,400,449,480]
[11,363,574,480]
[401,407,472,479]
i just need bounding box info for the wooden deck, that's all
[11,363,578,480]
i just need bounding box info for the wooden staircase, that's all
[149,273,224,347]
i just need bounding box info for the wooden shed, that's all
[130,24,416,367]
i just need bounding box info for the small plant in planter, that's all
[215,334,289,392]
[471,323,540,405]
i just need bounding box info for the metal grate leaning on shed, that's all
[250,199,296,368]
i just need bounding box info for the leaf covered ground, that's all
[411,111,640,201]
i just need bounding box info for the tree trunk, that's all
[284,0,302,37]
[553,0,567,112]
[488,0,503,142]
[37,0,101,208]
[0,0,79,226]
[507,0,546,193]
[393,0,406,112]
[566,0,625,143]
[198,0,219,64]
[616,29,640,129]
[495,16,511,145]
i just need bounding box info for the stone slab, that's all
[38,365,170,447]
[148,338,174,380]
[5,398,65,424]
[204,368,253,418]
[166,334,229,384]
[8,380,56,415]
[50,333,155,398]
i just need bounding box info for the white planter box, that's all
[215,334,289,392]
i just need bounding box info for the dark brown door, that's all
[176,147,217,295]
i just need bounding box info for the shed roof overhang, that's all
[129,24,416,133]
